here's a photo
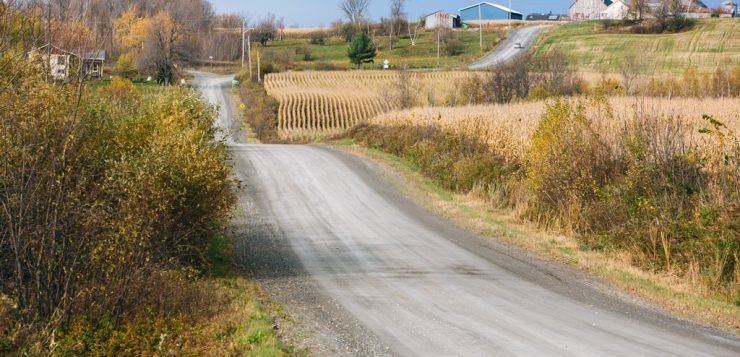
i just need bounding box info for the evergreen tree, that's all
[347,33,376,68]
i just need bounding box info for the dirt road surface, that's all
[469,25,551,70]
[192,72,740,356]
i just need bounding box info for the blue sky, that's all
[211,1,572,26]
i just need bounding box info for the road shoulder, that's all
[330,141,740,336]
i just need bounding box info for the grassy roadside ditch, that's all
[330,116,739,334]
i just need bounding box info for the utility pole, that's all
[479,4,483,49]
[257,50,261,82]
[247,33,253,80]
[437,29,440,67]
[241,20,245,67]
[509,0,512,31]
[240,21,255,80]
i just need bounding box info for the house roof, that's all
[569,0,613,9]
[82,50,106,61]
[526,13,564,20]
[36,44,106,61]
[606,0,629,8]
[644,0,708,7]
[36,44,77,56]
[459,2,523,16]
[423,10,457,18]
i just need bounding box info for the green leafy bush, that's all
[0,65,235,351]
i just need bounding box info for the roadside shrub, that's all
[594,77,625,96]
[643,65,740,98]
[488,54,532,104]
[445,38,463,56]
[237,74,280,142]
[526,99,614,231]
[115,53,136,76]
[532,49,582,97]
[453,75,488,105]
[351,124,520,198]
[631,20,664,34]
[300,45,314,61]
[309,31,326,45]
[103,76,142,106]
[259,49,293,74]
[312,60,337,71]
[0,60,234,349]
[600,19,614,30]
[602,114,703,265]
[54,271,228,355]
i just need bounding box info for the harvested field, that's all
[369,97,740,160]
[536,19,740,73]
[264,70,477,139]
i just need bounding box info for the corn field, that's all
[369,97,740,161]
[264,70,475,139]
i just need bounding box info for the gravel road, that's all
[469,25,551,70]
[192,72,740,356]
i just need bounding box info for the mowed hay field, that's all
[264,70,476,139]
[537,19,739,73]
[369,97,740,159]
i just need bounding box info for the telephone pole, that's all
[479,4,483,49]
[437,29,441,67]
[240,20,255,80]
[509,0,513,30]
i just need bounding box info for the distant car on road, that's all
[514,42,523,49]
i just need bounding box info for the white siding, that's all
[425,12,455,29]
[570,0,609,20]
[50,54,70,80]
[601,0,630,19]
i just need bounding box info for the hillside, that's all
[258,30,502,70]
[536,19,739,73]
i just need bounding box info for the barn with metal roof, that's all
[459,2,523,21]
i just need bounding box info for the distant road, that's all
[469,25,552,70]
[192,72,740,356]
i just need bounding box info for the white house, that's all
[29,45,106,81]
[719,1,737,16]
[601,0,630,19]
[31,44,76,81]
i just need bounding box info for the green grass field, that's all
[259,30,502,70]
[536,19,739,73]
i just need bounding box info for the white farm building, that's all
[424,10,460,29]
[569,0,613,21]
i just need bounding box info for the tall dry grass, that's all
[355,96,739,300]
[369,97,740,161]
